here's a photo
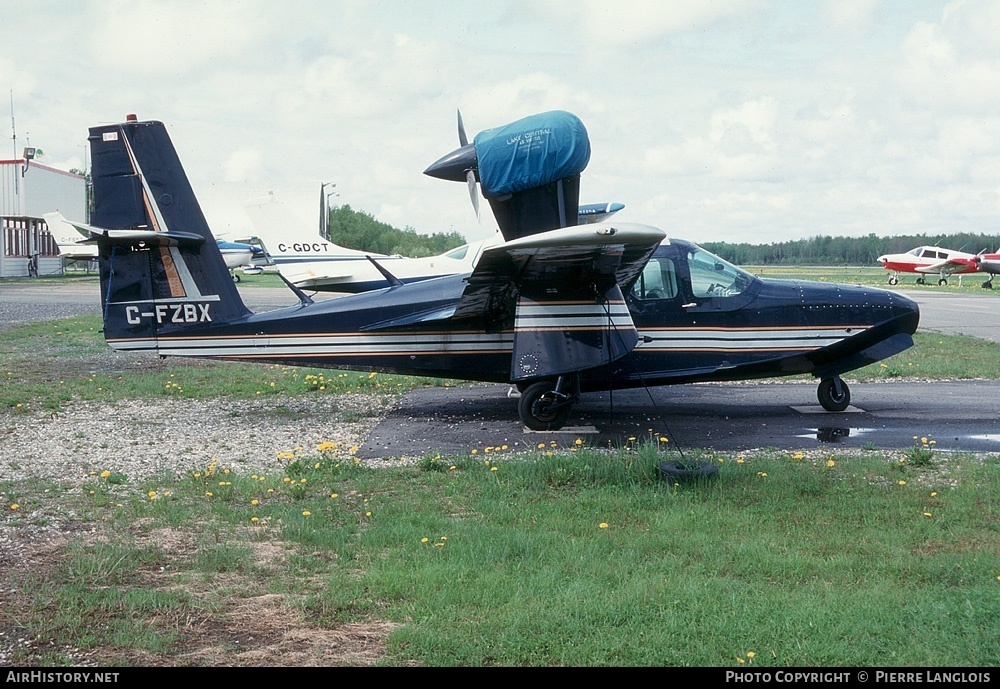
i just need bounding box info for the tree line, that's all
[702,232,1000,266]
[325,205,465,257]
[324,202,1000,266]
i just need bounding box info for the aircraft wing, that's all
[371,222,665,381]
[917,258,977,274]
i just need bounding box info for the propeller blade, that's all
[458,109,468,147]
[466,169,480,220]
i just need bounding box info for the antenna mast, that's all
[10,90,20,212]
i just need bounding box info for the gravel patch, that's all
[0,394,398,485]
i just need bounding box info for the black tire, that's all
[658,460,719,484]
[232,273,241,283]
[817,377,850,412]
[888,276,898,286]
[518,381,572,431]
[938,278,947,286]
[983,281,993,290]
[916,277,925,285]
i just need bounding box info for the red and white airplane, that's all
[877,245,990,287]
[972,252,1000,289]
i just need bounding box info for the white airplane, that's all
[240,193,624,293]
[44,211,98,262]
[240,193,501,292]
[876,245,983,286]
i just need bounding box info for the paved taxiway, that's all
[2,279,998,453]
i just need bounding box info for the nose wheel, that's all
[817,377,851,412]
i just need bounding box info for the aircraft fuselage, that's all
[107,239,919,391]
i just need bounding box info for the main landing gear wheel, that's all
[888,276,899,286]
[983,279,994,290]
[231,272,241,283]
[938,278,947,286]
[817,377,851,412]
[518,381,573,431]
[916,277,926,285]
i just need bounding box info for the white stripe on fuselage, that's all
[106,325,870,357]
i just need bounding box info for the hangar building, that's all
[1,154,87,277]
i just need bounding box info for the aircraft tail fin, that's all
[86,117,251,349]
[242,194,381,260]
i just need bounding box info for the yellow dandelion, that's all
[923,512,933,518]
[449,465,456,471]
[537,443,546,449]
[148,491,157,500]
[251,499,259,506]
[931,492,937,497]
[737,657,745,665]
[747,651,755,658]
[421,537,429,543]
[100,470,111,479]
[599,522,608,529]
[827,459,835,467]
[330,493,338,499]
[251,516,259,523]
[471,449,478,455]
[575,438,583,446]
[365,511,372,517]
[659,437,668,443]
[434,542,444,547]
[205,492,213,497]
[302,510,311,516]
[491,466,498,472]
[10,504,19,511]
[440,536,447,541]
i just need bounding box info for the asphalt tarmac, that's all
[357,380,1000,458]
[2,279,998,454]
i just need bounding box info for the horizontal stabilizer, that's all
[79,224,207,247]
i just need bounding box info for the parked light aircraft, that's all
[78,112,919,430]
[45,211,99,263]
[876,245,984,287]
[240,193,625,293]
[972,252,1000,288]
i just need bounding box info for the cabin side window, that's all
[631,258,678,300]
[687,248,753,299]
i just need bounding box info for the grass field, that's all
[1,293,998,667]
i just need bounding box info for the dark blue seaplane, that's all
[77,111,918,430]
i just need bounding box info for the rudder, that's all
[87,117,250,349]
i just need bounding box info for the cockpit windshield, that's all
[687,248,754,299]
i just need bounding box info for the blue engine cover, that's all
[474,111,591,198]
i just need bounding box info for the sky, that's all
[4,0,1000,246]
